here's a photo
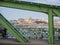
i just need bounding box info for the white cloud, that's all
[48,0,59,2]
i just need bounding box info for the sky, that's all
[0,0,60,20]
[21,0,60,6]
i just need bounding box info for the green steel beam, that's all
[48,9,54,44]
[53,9,60,17]
[0,1,60,16]
[0,1,60,14]
[0,1,48,13]
[0,14,28,43]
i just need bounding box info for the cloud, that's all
[21,0,59,2]
[33,0,60,6]
[46,0,60,5]
[48,0,59,2]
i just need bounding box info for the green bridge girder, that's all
[0,1,60,44]
[0,1,60,15]
[0,14,28,43]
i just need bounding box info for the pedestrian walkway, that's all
[0,39,60,45]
